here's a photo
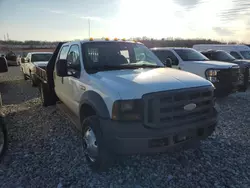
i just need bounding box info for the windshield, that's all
[174,49,209,61]
[82,42,164,71]
[215,51,235,61]
[240,51,250,59]
[31,53,52,62]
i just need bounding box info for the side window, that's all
[58,46,69,60]
[230,51,242,59]
[66,44,81,77]
[120,50,130,63]
[87,48,99,63]
[159,50,179,65]
[26,53,31,62]
[204,53,215,60]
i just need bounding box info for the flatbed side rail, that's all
[35,66,47,83]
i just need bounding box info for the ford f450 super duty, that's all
[34,39,218,171]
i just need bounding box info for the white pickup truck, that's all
[20,52,53,86]
[34,40,218,171]
[151,47,242,97]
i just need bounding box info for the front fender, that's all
[79,90,110,119]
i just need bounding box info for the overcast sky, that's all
[0,0,250,42]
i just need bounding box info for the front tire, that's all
[82,116,113,171]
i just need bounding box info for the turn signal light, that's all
[89,37,94,41]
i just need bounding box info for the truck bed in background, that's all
[35,66,47,83]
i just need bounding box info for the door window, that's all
[67,44,81,78]
[153,50,179,65]
[58,46,69,60]
[230,51,242,59]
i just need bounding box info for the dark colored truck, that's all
[0,56,8,158]
[201,50,250,91]
[33,40,218,171]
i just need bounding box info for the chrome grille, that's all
[143,86,214,128]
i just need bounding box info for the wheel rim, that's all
[0,129,5,154]
[83,127,98,162]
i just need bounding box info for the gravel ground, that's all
[0,66,250,188]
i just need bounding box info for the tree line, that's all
[0,38,241,48]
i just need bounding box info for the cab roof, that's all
[29,52,53,54]
[151,47,190,50]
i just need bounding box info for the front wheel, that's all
[82,116,113,171]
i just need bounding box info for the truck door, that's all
[54,45,70,104]
[63,44,82,115]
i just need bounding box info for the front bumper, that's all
[213,81,240,97]
[100,109,217,155]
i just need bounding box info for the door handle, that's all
[80,85,86,91]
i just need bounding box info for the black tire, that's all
[21,69,28,80]
[82,115,113,172]
[0,117,7,159]
[39,83,50,107]
[31,78,37,87]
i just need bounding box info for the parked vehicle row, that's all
[18,40,250,171]
[193,44,250,60]
[151,47,243,97]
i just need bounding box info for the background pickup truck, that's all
[34,39,217,171]
[20,52,53,86]
[0,56,8,159]
[151,47,242,97]
[200,50,250,91]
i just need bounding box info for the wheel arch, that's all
[79,91,110,123]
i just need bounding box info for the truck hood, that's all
[184,60,238,69]
[233,59,250,68]
[90,68,213,99]
[33,61,48,67]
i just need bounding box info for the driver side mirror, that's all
[56,59,68,77]
[163,58,172,68]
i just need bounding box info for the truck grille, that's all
[143,86,215,128]
[217,68,240,83]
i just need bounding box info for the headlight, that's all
[205,69,219,82]
[112,99,143,121]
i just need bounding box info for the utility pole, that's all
[88,19,91,38]
[7,33,9,41]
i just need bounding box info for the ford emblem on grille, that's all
[184,103,197,111]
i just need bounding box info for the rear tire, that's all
[22,69,28,80]
[82,115,113,172]
[39,83,49,107]
[31,78,37,87]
